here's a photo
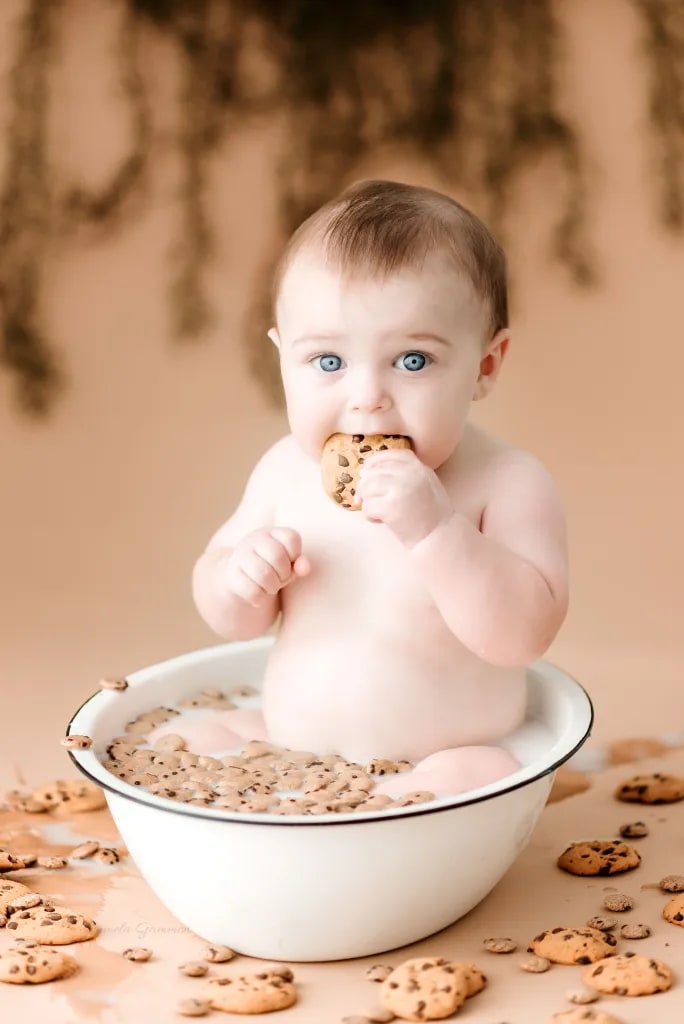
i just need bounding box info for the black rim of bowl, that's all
[67,664,594,828]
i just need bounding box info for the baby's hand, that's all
[356,450,453,548]
[219,527,311,608]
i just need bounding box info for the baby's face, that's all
[271,248,493,469]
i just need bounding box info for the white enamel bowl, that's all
[67,637,592,962]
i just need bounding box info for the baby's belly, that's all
[261,628,528,763]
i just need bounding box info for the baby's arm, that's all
[192,438,309,641]
[409,453,568,666]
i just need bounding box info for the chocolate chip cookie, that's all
[527,926,617,965]
[0,944,78,984]
[380,957,469,1020]
[321,433,412,510]
[615,772,684,804]
[582,953,673,996]
[6,905,99,944]
[662,892,684,926]
[557,840,640,876]
[205,971,296,1013]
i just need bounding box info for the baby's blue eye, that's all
[313,354,343,372]
[396,351,429,372]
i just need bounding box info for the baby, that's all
[188,180,569,798]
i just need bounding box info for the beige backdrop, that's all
[1,0,683,784]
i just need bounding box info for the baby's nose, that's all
[349,369,391,413]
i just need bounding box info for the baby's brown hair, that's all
[273,179,508,340]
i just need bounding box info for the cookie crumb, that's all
[36,856,68,870]
[100,676,129,691]
[602,892,633,912]
[93,848,121,865]
[618,821,649,839]
[178,961,208,977]
[519,954,551,973]
[123,947,152,962]
[363,1006,396,1023]
[200,944,235,963]
[566,987,599,1004]
[61,735,93,750]
[620,922,651,939]
[659,874,684,892]
[177,997,211,1017]
[260,963,294,981]
[483,936,518,954]
[69,841,100,860]
[585,915,617,931]
[365,964,393,983]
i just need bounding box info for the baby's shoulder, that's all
[247,433,302,483]
[457,425,557,499]
[463,424,545,469]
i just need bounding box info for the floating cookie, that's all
[557,840,640,876]
[662,892,684,926]
[367,759,412,776]
[205,970,296,1013]
[528,926,617,965]
[615,772,684,804]
[0,944,78,984]
[6,905,99,944]
[321,433,412,510]
[380,957,469,1021]
[549,1010,623,1023]
[582,953,673,996]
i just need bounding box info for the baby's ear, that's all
[267,328,281,350]
[473,328,510,401]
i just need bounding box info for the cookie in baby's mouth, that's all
[321,432,412,510]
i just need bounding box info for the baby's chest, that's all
[274,466,482,620]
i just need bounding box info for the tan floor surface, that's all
[1,752,683,1023]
